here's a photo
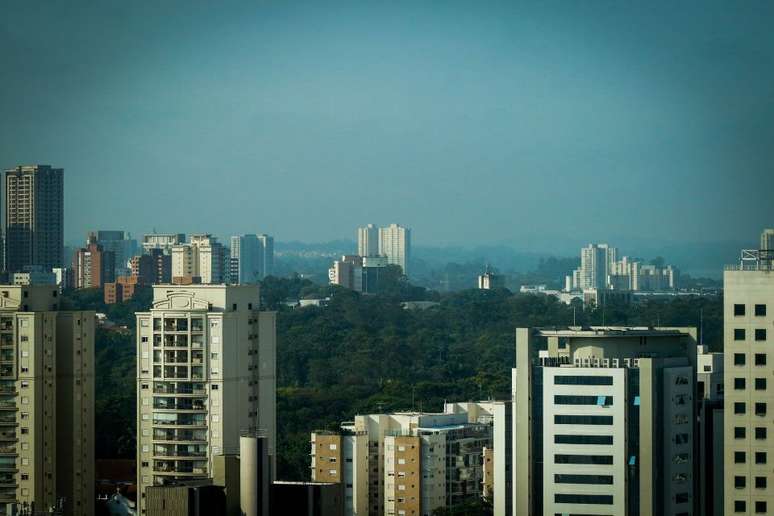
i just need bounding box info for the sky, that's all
[1,1,773,251]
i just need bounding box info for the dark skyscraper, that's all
[4,165,64,272]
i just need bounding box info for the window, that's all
[555,435,613,445]
[755,452,767,464]
[734,402,746,415]
[734,353,746,366]
[755,427,767,440]
[756,501,767,514]
[755,476,767,489]
[554,494,613,505]
[554,375,613,385]
[734,329,746,341]
[735,451,746,464]
[734,378,746,390]
[674,433,689,445]
[232,304,237,311]
[734,304,745,316]
[755,353,767,366]
[554,454,613,465]
[755,378,767,390]
[554,474,613,485]
[554,395,612,405]
[735,427,746,439]
[554,415,613,425]
[755,304,766,316]
[735,500,746,512]
[756,403,767,416]
[735,476,746,488]
[755,329,767,341]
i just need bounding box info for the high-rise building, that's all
[171,235,226,284]
[94,231,138,278]
[723,248,773,515]
[311,403,493,516]
[512,326,697,515]
[4,165,64,273]
[135,285,276,514]
[0,285,94,515]
[230,235,262,285]
[256,235,274,279]
[696,344,724,516]
[478,267,505,290]
[72,235,116,289]
[378,224,411,276]
[761,229,774,251]
[142,234,186,255]
[357,225,379,257]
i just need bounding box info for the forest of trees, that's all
[77,278,722,482]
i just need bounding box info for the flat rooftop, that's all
[535,326,688,337]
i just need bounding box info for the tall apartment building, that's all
[0,285,94,515]
[724,248,773,515]
[4,165,64,273]
[135,285,276,514]
[72,236,116,289]
[512,326,697,516]
[171,235,226,284]
[577,243,617,290]
[142,234,186,255]
[93,231,138,278]
[357,225,379,257]
[311,405,492,516]
[378,224,410,276]
[567,246,679,292]
[229,234,273,284]
[697,344,724,516]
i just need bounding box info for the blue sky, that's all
[1,1,773,249]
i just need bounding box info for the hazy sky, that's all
[1,1,773,248]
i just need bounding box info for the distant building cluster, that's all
[328,224,411,292]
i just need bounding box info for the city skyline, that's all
[2,1,774,246]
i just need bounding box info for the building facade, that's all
[135,285,276,514]
[513,326,697,516]
[724,248,773,515]
[171,235,226,284]
[72,237,116,289]
[0,286,94,516]
[4,165,64,273]
[378,224,410,277]
[357,225,379,258]
[143,234,186,255]
[230,235,275,285]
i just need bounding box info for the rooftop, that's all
[535,326,688,337]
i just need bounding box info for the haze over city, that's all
[2,0,773,250]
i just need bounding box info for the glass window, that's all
[755,304,766,316]
[755,378,767,390]
[735,329,746,341]
[554,415,613,425]
[554,375,613,385]
[734,378,746,390]
[734,353,745,366]
[555,434,613,445]
[734,451,746,463]
[735,402,746,414]
[734,304,745,316]
[755,452,766,464]
[735,500,746,512]
[554,494,613,505]
[756,501,767,514]
[755,427,767,440]
[734,476,746,488]
[755,476,767,489]
[755,403,767,416]
[755,353,767,366]
[755,329,767,341]
[735,427,746,439]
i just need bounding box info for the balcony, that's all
[153,382,206,396]
[153,414,206,427]
[0,445,15,455]
[0,367,13,379]
[0,402,15,411]
[153,430,207,443]
[0,432,15,442]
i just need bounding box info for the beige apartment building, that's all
[311,405,493,516]
[512,326,697,516]
[0,286,94,516]
[135,284,276,514]
[724,248,774,515]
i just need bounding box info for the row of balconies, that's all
[153,444,207,458]
[153,413,207,427]
[153,318,205,333]
[153,460,207,474]
[153,398,206,411]
[153,429,207,442]
[153,382,206,396]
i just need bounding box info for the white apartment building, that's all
[724,248,773,516]
[513,326,697,516]
[761,229,774,251]
[142,233,186,255]
[567,245,679,292]
[135,285,276,514]
[171,234,226,284]
[378,224,411,277]
[357,225,379,257]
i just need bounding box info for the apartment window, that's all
[735,451,746,464]
[554,415,613,425]
[554,454,613,465]
[755,329,767,341]
[734,353,745,366]
[755,304,766,316]
[755,452,767,464]
[755,427,767,440]
[554,375,613,385]
[755,476,767,489]
[735,476,746,489]
[734,402,746,415]
[755,378,767,390]
[555,434,613,445]
[755,353,767,366]
[554,494,613,505]
[735,501,745,513]
[756,502,767,514]
[554,395,612,405]
[554,474,613,485]
[734,378,746,390]
[141,336,149,343]
[232,304,237,311]
[734,304,745,316]
[735,427,746,439]
[734,329,746,341]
